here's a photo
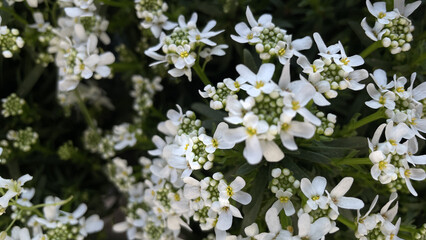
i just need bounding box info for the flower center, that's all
[278,48,286,56]
[180,51,189,58]
[291,100,300,110]
[378,96,386,105]
[279,196,289,203]
[311,195,320,201]
[246,127,257,136]
[340,57,350,65]
[281,123,289,131]
[196,34,201,40]
[389,139,397,146]
[378,160,387,170]
[255,81,264,89]
[247,33,253,40]
[378,12,386,19]
[396,87,404,92]
[174,193,181,201]
[404,169,411,178]
[226,186,233,197]
[312,65,317,72]
[234,81,240,89]
[212,138,219,148]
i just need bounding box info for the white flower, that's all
[333,41,364,73]
[297,56,325,82]
[399,161,426,196]
[29,12,50,33]
[393,0,422,17]
[200,122,235,153]
[224,96,254,124]
[380,218,403,240]
[238,63,278,97]
[188,20,223,46]
[366,0,398,24]
[361,17,385,41]
[356,195,379,236]
[79,214,104,237]
[369,151,397,184]
[282,80,321,126]
[58,203,87,225]
[279,114,315,151]
[218,176,252,205]
[270,190,295,216]
[313,32,340,59]
[365,83,396,109]
[199,44,228,58]
[212,199,243,231]
[326,177,364,214]
[172,44,196,70]
[0,174,32,208]
[300,176,328,210]
[294,213,331,240]
[345,69,369,91]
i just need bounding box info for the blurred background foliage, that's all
[0,0,425,239]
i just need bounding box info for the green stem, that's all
[97,0,132,7]
[193,62,211,86]
[360,41,383,58]
[337,216,356,231]
[334,157,371,165]
[0,7,28,25]
[351,108,386,130]
[14,196,73,211]
[399,225,417,234]
[5,210,21,232]
[74,89,96,129]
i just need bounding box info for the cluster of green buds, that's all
[0,140,11,164]
[189,136,214,170]
[386,153,408,193]
[254,24,288,61]
[315,111,337,136]
[381,16,414,54]
[177,110,202,136]
[82,127,102,153]
[45,223,80,240]
[199,81,236,110]
[0,20,24,58]
[57,141,79,161]
[252,90,283,127]
[1,93,25,117]
[106,157,135,192]
[135,0,168,22]
[98,135,116,159]
[131,75,163,117]
[6,127,38,152]
[269,167,300,194]
[414,223,426,240]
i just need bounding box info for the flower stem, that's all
[74,89,96,129]
[334,157,371,165]
[337,216,356,231]
[351,108,386,130]
[193,62,211,86]
[360,41,382,58]
[5,210,21,233]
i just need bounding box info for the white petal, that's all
[257,63,275,81]
[260,140,284,162]
[244,136,263,164]
[232,191,252,205]
[292,36,312,51]
[337,197,364,210]
[216,211,233,231]
[311,176,327,195]
[330,177,353,198]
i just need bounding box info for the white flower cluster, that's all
[365,69,426,195]
[297,33,367,101]
[83,122,141,159]
[214,63,322,164]
[43,0,115,92]
[130,75,163,117]
[110,151,252,239]
[145,13,226,81]
[0,174,103,240]
[134,0,177,38]
[1,93,25,118]
[6,127,38,152]
[0,16,24,58]
[315,111,337,136]
[362,0,421,54]
[231,7,312,63]
[221,174,364,239]
[355,193,402,240]
[57,82,114,110]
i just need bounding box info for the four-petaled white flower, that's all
[218,176,252,205]
[300,176,328,210]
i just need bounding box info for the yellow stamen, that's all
[311,195,320,201]
[378,12,386,19]
[281,123,289,131]
[255,81,265,89]
[278,48,286,56]
[292,100,300,110]
[340,57,350,65]
[180,51,189,58]
[279,196,289,203]
[226,186,233,197]
[212,138,219,148]
[246,127,257,136]
[378,160,387,170]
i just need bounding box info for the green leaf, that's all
[287,148,331,164]
[243,49,258,72]
[241,165,268,229]
[191,102,227,121]
[17,65,45,97]
[236,163,258,176]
